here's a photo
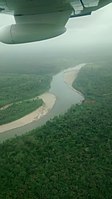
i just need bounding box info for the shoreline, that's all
[64,63,86,99]
[0,63,85,134]
[64,63,86,86]
[0,92,56,134]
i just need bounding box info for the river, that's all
[0,64,85,142]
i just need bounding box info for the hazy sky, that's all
[0,3,112,71]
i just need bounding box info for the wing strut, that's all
[80,0,85,8]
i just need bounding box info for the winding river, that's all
[0,64,85,142]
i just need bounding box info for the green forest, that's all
[0,63,112,199]
[0,99,42,125]
[0,73,51,106]
[0,62,66,107]
[0,73,51,124]
[0,63,67,124]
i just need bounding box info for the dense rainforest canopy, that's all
[0,63,112,199]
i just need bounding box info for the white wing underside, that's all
[0,0,111,44]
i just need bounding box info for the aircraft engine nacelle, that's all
[0,23,66,44]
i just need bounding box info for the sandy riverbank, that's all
[64,63,86,86]
[0,63,86,134]
[0,92,56,133]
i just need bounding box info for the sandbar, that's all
[0,92,56,133]
[0,63,86,134]
[64,63,86,86]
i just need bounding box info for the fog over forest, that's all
[0,3,112,73]
[0,4,112,198]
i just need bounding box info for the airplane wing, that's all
[0,0,111,44]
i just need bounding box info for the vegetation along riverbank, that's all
[0,73,52,125]
[0,64,83,133]
[0,63,112,199]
